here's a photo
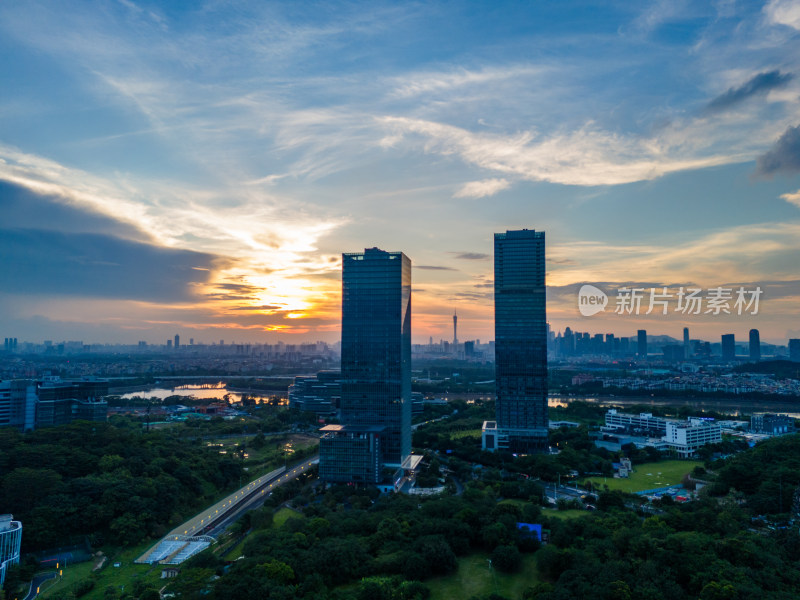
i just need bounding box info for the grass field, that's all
[273,507,304,528]
[582,460,702,494]
[223,536,247,560]
[39,540,164,600]
[427,553,540,600]
[449,429,482,439]
[38,560,94,598]
[498,499,528,508]
[542,509,588,520]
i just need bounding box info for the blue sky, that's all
[2,0,800,345]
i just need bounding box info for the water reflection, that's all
[119,385,287,405]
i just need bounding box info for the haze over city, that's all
[2,1,800,345]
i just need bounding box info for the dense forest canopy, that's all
[0,420,244,550]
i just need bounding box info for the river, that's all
[117,383,286,405]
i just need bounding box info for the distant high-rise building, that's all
[453,309,458,345]
[174,334,180,349]
[0,514,22,587]
[563,327,575,356]
[749,329,761,362]
[721,334,735,361]
[320,247,412,484]
[683,327,690,360]
[483,229,548,453]
[637,330,647,359]
[166,339,172,349]
[789,339,800,362]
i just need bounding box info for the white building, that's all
[0,514,22,586]
[603,410,722,457]
[604,410,668,435]
[664,419,721,457]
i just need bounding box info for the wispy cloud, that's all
[705,70,793,114]
[453,178,510,198]
[389,65,544,98]
[764,0,800,30]
[452,252,490,260]
[380,117,737,186]
[780,189,800,207]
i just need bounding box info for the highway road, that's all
[165,466,289,538]
[138,456,318,563]
[207,456,318,536]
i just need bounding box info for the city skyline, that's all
[3,2,800,344]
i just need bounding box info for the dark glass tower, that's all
[339,247,411,466]
[749,329,761,362]
[492,229,548,452]
[721,333,735,361]
[637,330,647,358]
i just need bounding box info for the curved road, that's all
[23,571,57,600]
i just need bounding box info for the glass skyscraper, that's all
[483,229,548,452]
[337,247,411,468]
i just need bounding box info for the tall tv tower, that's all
[453,309,458,345]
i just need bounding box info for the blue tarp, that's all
[516,522,542,540]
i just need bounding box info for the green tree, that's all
[491,545,521,573]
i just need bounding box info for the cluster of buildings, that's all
[0,337,339,362]
[552,326,800,364]
[318,230,550,489]
[586,372,800,396]
[0,377,108,431]
[599,410,723,457]
[598,408,795,456]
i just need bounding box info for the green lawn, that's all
[427,552,540,600]
[39,540,165,600]
[498,499,528,508]
[542,508,588,520]
[38,560,94,598]
[223,537,248,560]
[450,429,482,439]
[583,459,702,494]
[273,507,304,528]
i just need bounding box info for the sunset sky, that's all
[2,1,800,345]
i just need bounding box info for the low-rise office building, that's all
[319,424,383,484]
[750,413,794,436]
[0,380,36,431]
[0,377,108,430]
[603,410,721,457]
[664,419,722,457]
[605,410,668,435]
